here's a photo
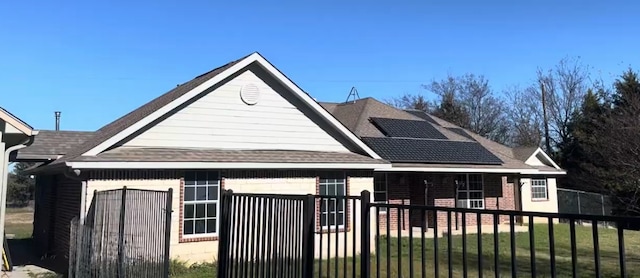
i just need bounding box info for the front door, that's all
[409,174,427,229]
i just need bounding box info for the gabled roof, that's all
[15,130,94,161]
[512,147,539,162]
[321,97,565,174]
[54,55,247,164]
[0,107,37,136]
[45,52,383,169]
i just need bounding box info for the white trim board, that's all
[527,148,562,170]
[67,161,391,170]
[82,53,382,160]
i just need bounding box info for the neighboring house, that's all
[0,107,38,257]
[320,97,566,230]
[17,53,387,264]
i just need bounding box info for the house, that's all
[17,53,388,265]
[16,52,566,266]
[320,98,566,230]
[0,107,38,259]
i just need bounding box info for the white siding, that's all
[521,177,559,223]
[123,69,350,152]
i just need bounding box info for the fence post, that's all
[163,188,173,278]
[217,190,231,278]
[302,194,316,278]
[117,186,127,278]
[360,190,371,278]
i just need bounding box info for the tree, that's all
[579,69,640,215]
[535,57,590,155]
[505,86,544,147]
[384,93,431,112]
[456,74,510,143]
[431,90,470,128]
[7,162,35,207]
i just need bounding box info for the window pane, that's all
[457,192,467,199]
[208,186,218,201]
[320,199,327,212]
[184,204,195,219]
[337,212,345,225]
[195,220,206,234]
[196,172,208,186]
[184,220,194,235]
[329,213,336,225]
[206,219,216,233]
[196,187,207,201]
[337,199,344,211]
[207,203,216,218]
[329,199,336,211]
[328,184,336,195]
[319,184,327,195]
[320,214,327,227]
[337,183,345,195]
[184,187,195,202]
[196,204,206,218]
[185,172,196,186]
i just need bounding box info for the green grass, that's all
[172,223,640,278]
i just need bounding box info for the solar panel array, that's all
[370,117,447,140]
[405,110,441,125]
[362,137,503,165]
[446,127,476,141]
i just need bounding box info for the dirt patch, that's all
[5,212,33,224]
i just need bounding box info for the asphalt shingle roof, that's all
[74,148,385,164]
[15,130,94,160]
[321,97,561,170]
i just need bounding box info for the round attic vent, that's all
[240,83,260,105]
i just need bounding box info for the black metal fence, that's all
[69,187,173,278]
[218,190,640,278]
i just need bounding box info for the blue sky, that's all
[1,0,638,131]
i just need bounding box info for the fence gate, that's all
[217,190,312,277]
[69,187,173,278]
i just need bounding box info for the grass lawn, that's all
[5,206,34,239]
[172,223,640,278]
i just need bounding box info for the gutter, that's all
[0,136,36,257]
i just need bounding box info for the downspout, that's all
[0,136,36,256]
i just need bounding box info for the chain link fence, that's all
[557,188,614,226]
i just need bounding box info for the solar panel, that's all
[370,117,447,140]
[446,127,476,141]
[362,137,503,165]
[405,110,441,126]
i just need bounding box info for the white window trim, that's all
[182,171,221,238]
[319,174,347,230]
[374,173,388,213]
[531,178,549,201]
[456,173,485,209]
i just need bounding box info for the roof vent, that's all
[240,83,260,105]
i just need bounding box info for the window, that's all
[319,174,346,228]
[183,171,220,236]
[373,173,388,212]
[456,174,484,209]
[531,178,548,200]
